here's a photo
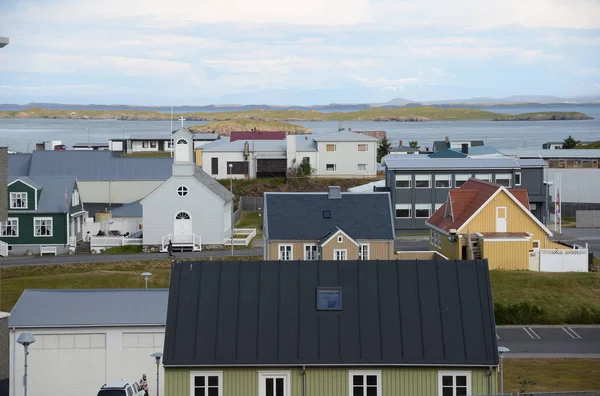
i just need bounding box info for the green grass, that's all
[100,245,143,254]
[235,211,263,241]
[189,119,310,135]
[492,112,592,121]
[503,359,600,392]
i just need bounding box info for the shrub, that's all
[100,245,143,254]
[494,302,549,325]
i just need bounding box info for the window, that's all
[474,173,491,182]
[322,210,331,219]
[10,192,27,209]
[177,185,188,197]
[395,204,411,218]
[438,371,471,396]
[142,141,149,148]
[326,164,337,172]
[455,174,470,188]
[304,245,318,260]
[349,371,381,396]
[326,144,336,152]
[72,190,79,206]
[0,218,18,237]
[415,203,431,218]
[358,244,369,260]
[211,158,219,175]
[278,245,292,260]
[495,173,512,187]
[530,203,537,211]
[191,372,222,396]
[533,240,540,249]
[435,174,451,188]
[317,288,342,310]
[34,217,53,237]
[358,144,368,152]
[258,371,291,396]
[168,141,173,148]
[334,249,347,260]
[337,235,343,243]
[415,174,431,188]
[395,174,411,188]
[515,172,522,186]
[357,164,367,172]
[175,212,191,219]
[150,141,157,148]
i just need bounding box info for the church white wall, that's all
[79,181,164,204]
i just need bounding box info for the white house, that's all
[109,134,220,154]
[9,289,168,396]
[312,131,378,177]
[141,128,233,251]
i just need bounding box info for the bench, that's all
[40,245,57,256]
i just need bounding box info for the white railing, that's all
[0,240,8,257]
[161,234,202,252]
[90,236,143,253]
[69,235,77,247]
[224,228,257,247]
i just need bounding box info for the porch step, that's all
[76,241,91,254]
[172,245,194,253]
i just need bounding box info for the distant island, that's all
[189,119,310,135]
[0,106,593,122]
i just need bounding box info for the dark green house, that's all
[0,176,86,256]
[163,260,499,396]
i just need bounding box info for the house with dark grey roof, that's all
[432,137,484,152]
[263,187,395,260]
[9,289,168,396]
[0,175,85,256]
[163,259,500,396]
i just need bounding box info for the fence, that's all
[240,196,263,212]
[90,236,143,253]
[233,205,243,225]
[224,228,257,246]
[576,210,600,228]
[83,218,141,237]
[538,248,589,272]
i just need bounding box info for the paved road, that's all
[560,228,600,256]
[496,325,600,358]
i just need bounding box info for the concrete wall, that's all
[78,180,163,205]
[0,314,9,396]
[0,148,7,222]
[10,326,164,396]
[315,141,377,177]
[547,168,600,204]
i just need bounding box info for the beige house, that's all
[263,187,395,260]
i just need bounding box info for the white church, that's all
[141,128,233,250]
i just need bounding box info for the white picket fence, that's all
[224,228,257,246]
[90,236,143,253]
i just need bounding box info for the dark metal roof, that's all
[8,154,32,176]
[264,192,394,240]
[164,260,499,367]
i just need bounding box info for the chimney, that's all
[243,141,250,159]
[445,136,449,143]
[461,143,469,154]
[399,140,403,147]
[328,186,341,199]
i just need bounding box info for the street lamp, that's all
[498,346,510,395]
[229,163,234,256]
[150,352,163,396]
[141,272,152,289]
[17,332,36,396]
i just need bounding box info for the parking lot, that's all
[496,326,600,357]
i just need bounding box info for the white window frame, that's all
[177,185,189,197]
[304,244,318,260]
[142,141,149,148]
[414,203,431,218]
[495,173,512,187]
[357,164,367,172]
[358,244,370,260]
[532,240,540,249]
[474,173,492,182]
[334,249,347,260]
[258,371,291,396]
[150,140,157,148]
[435,174,451,188]
[455,174,470,188]
[395,174,411,189]
[438,371,471,396]
[348,370,382,396]
[0,218,19,237]
[325,164,337,172]
[430,230,436,246]
[34,217,53,237]
[515,172,522,186]
[357,144,368,152]
[415,174,432,188]
[326,144,336,152]
[190,371,223,396]
[278,244,293,261]
[10,192,28,209]
[395,204,411,218]
[337,235,343,243]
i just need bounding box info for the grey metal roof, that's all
[499,149,600,158]
[8,175,77,213]
[163,260,498,367]
[193,133,220,140]
[198,137,230,150]
[27,151,172,181]
[9,289,169,327]
[10,176,42,190]
[203,139,287,153]
[314,131,378,142]
[193,167,233,202]
[8,154,32,176]
[296,135,317,151]
[383,156,520,170]
[110,200,142,217]
[515,159,549,168]
[264,192,394,240]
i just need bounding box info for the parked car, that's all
[97,381,144,396]
[53,144,67,150]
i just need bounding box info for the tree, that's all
[377,136,392,162]
[562,135,580,149]
[409,141,420,149]
[288,158,314,178]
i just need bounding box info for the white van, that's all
[97,381,144,396]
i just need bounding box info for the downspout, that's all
[302,365,306,396]
[12,327,16,396]
[487,366,493,395]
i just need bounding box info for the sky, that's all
[0,0,599,106]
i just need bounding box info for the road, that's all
[496,325,600,358]
[560,228,600,256]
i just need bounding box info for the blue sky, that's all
[0,0,599,105]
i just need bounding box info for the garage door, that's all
[25,333,106,396]
[257,159,287,178]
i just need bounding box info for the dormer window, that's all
[10,192,27,209]
[316,288,342,310]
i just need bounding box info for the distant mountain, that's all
[381,95,600,106]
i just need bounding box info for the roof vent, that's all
[328,186,341,199]
[322,210,331,219]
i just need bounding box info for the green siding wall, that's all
[7,181,36,210]
[165,366,497,396]
[0,213,67,245]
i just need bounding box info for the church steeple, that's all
[172,128,195,176]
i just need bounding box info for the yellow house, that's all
[425,178,567,270]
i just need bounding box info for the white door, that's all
[174,212,192,243]
[496,207,507,232]
[175,138,189,162]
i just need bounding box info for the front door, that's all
[496,207,507,232]
[174,211,192,243]
[259,373,289,396]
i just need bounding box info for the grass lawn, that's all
[503,359,600,392]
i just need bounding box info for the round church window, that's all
[177,185,188,197]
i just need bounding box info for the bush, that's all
[564,307,600,324]
[494,302,550,325]
[100,245,143,254]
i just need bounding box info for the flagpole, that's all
[170,105,174,158]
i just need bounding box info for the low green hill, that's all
[189,119,310,135]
